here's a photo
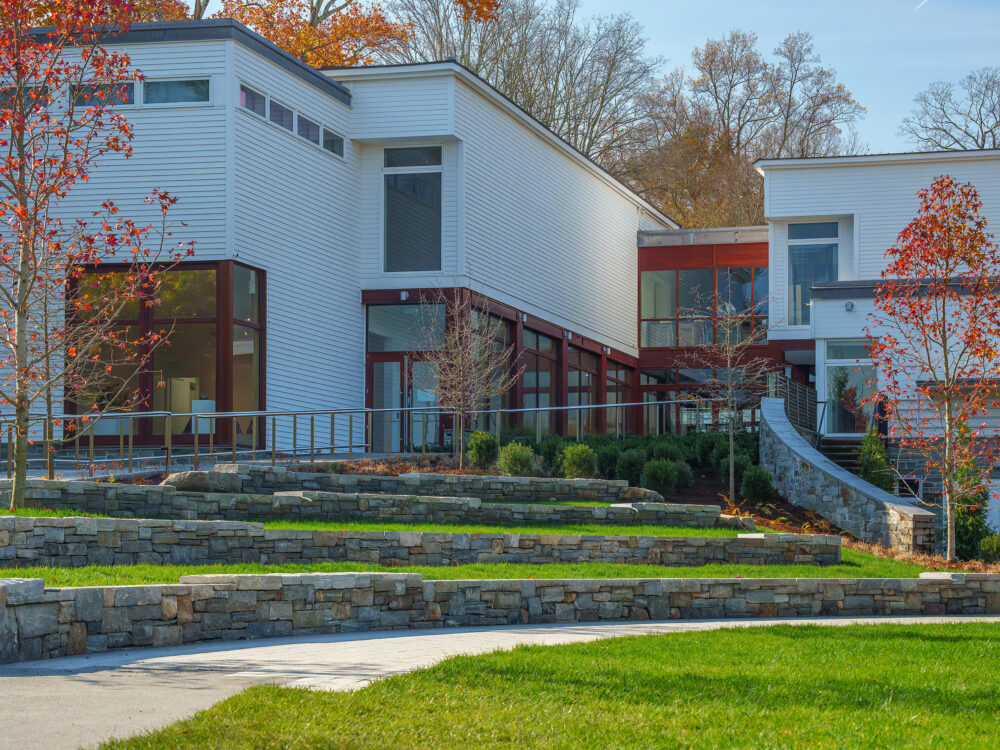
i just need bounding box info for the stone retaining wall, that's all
[759,398,936,552]
[0,516,822,568]
[170,465,663,505]
[2,479,751,530]
[3,571,997,664]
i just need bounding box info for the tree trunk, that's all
[945,489,956,561]
[10,384,29,512]
[728,418,735,502]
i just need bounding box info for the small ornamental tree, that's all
[1,3,193,508]
[865,175,1000,560]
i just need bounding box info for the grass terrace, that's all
[0,547,930,587]
[103,622,1000,749]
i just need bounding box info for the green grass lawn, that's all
[5,507,759,538]
[0,547,930,587]
[102,622,1000,749]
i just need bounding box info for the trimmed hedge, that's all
[497,442,535,477]
[466,431,499,470]
[561,443,597,479]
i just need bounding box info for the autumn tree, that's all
[620,30,865,227]
[1,2,192,507]
[419,288,520,468]
[865,175,1000,561]
[388,0,658,164]
[900,67,1000,151]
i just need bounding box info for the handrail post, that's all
[88,429,95,478]
[535,412,542,443]
[193,415,199,470]
[292,414,298,459]
[232,417,237,465]
[453,411,459,457]
[330,413,335,455]
[74,419,80,471]
[310,415,315,466]
[118,419,124,473]
[251,416,257,462]
[576,409,582,442]
[271,415,276,467]
[165,424,171,476]
[421,411,427,455]
[385,411,391,455]
[128,417,133,474]
[494,408,501,445]
[349,413,354,458]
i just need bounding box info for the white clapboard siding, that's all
[231,44,364,448]
[452,76,653,354]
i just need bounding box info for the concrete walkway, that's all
[2,615,998,749]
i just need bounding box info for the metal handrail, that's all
[0,396,734,480]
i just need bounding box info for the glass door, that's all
[409,361,439,450]
[369,357,404,453]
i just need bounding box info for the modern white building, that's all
[65,19,674,452]
[756,149,1000,439]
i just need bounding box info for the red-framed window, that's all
[567,346,599,435]
[639,267,768,348]
[521,329,558,434]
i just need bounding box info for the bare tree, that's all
[687,290,775,503]
[386,0,660,166]
[620,30,864,227]
[419,288,521,468]
[900,67,1000,151]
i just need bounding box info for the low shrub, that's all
[978,534,1000,563]
[500,429,537,453]
[672,460,694,490]
[956,500,994,561]
[718,452,752,488]
[650,438,686,463]
[693,431,727,466]
[642,458,678,496]
[538,434,567,473]
[560,443,597,479]
[858,425,893,493]
[466,431,499,470]
[741,464,774,501]
[496,442,535,477]
[616,448,647,487]
[595,445,621,480]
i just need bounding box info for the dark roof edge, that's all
[92,19,351,106]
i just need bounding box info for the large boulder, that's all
[618,487,663,503]
[160,471,243,493]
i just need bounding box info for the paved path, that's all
[2,615,998,749]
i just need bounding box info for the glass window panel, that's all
[788,243,837,325]
[73,83,134,107]
[641,320,676,347]
[144,79,209,104]
[640,270,676,319]
[152,323,217,435]
[233,265,258,324]
[678,318,713,346]
[678,269,714,316]
[384,172,441,272]
[678,368,713,385]
[76,272,141,321]
[641,369,676,385]
[323,129,344,156]
[367,304,444,352]
[536,333,555,355]
[297,115,320,144]
[269,100,293,130]
[523,330,537,351]
[155,269,217,319]
[717,268,752,314]
[239,85,265,116]
[384,146,442,168]
[788,222,839,240]
[826,339,870,360]
[826,364,876,433]
[754,266,769,315]
[233,325,259,445]
[74,325,142,436]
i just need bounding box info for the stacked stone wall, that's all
[0,517,822,569]
[0,479,752,530]
[3,571,997,664]
[760,399,936,552]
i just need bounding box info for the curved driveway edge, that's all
[3,615,998,750]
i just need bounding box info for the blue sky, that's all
[577,0,1000,153]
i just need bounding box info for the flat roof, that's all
[755,148,1000,174]
[331,61,678,230]
[639,226,767,247]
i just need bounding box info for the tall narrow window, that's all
[383,146,442,273]
[788,222,839,325]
